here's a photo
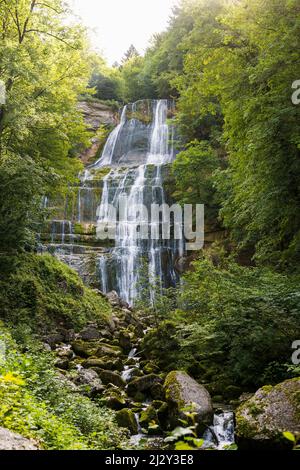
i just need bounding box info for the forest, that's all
[0,0,299,452]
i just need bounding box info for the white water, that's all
[203,411,235,449]
[96,99,181,306]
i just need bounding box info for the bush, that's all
[142,255,300,390]
[0,327,127,450]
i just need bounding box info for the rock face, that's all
[164,371,213,427]
[77,100,116,165]
[236,378,300,449]
[0,427,38,450]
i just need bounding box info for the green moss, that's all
[116,409,138,434]
[164,371,185,408]
[73,223,96,236]
[0,253,112,334]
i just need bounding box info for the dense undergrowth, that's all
[0,253,126,450]
[0,253,111,336]
[141,254,300,399]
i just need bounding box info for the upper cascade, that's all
[91,99,175,168]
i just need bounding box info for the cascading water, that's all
[95,99,182,305]
[40,99,183,306]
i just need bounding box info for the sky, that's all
[71,0,177,65]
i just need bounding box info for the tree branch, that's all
[25,29,77,49]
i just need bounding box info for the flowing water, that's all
[93,99,183,305]
[41,99,183,305]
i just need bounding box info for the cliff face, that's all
[78,100,118,166]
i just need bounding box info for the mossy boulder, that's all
[116,409,138,434]
[236,377,300,449]
[127,374,162,397]
[98,370,125,388]
[139,405,157,428]
[164,371,213,428]
[71,340,98,358]
[84,357,123,371]
[101,392,127,410]
[95,344,123,358]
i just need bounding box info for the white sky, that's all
[71,0,178,65]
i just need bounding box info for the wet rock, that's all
[236,378,300,450]
[139,405,157,428]
[127,374,162,396]
[164,371,213,427]
[98,370,125,388]
[116,409,138,434]
[0,427,38,450]
[106,290,121,307]
[79,326,101,341]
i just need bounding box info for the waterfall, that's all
[96,99,181,305]
[42,99,182,306]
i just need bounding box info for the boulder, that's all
[164,371,213,427]
[119,331,132,353]
[139,405,158,429]
[116,409,138,434]
[54,358,69,370]
[98,370,125,388]
[95,344,123,358]
[71,340,97,358]
[101,393,127,410]
[127,374,162,396]
[236,378,300,449]
[106,290,122,307]
[0,427,38,450]
[74,368,104,397]
[84,357,123,372]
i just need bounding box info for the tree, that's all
[0,0,93,250]
[121,44,140,64]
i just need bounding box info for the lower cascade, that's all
[41,99,184,306]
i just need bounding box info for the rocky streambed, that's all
[44,290,300,451]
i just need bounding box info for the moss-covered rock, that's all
[98,370,125,388]
[95,344,123,358]
[116,409,138,434]
[71,340,98,358]
[139,405,157,427]
[236,377,300,449]
[100,392,127,410]
[127,374,162,397]
[164,371,213,428]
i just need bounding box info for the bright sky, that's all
[71,0,178,65]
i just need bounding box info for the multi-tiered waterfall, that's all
[94,99,182,305]
[41,99,183,306]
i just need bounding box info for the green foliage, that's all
[0,327,126,450]
[0,253,112,333]
[143,255,300,389]
[173,0,300,265]
[0,153,57,251]
[172,140,220,221]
